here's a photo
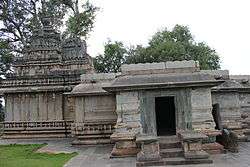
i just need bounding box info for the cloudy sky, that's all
[86,0,250,74]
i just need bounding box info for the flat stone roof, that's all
[104,72,223,92]
[200,70,229,80]
[120,60,199,75]
[80,73,120,83]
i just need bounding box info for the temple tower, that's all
[0,16,94,138]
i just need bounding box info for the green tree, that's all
[65,0,99,38]
[94,40,128,73]
[126,25,220,70]
[0,39,13,122]
[0,0,98,55]
[94,25,220,72]
[0,0,98,120]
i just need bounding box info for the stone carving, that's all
[0,16,94,138]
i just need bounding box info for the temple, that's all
[0,16,94,138]
[1,17,250,167]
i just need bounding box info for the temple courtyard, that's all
[0,138,249,167]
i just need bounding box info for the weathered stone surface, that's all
[111,147,139,157]
[191,88,216,132]
[184,150,209,159]
[136,135,161,162]
[136,135,158,144]
[121,60,199,75]
[179,131,208,142]
[201,70,229,80]
[202,143,225,154]
[1,15,94,139]
[137,142,161,162]
[80,73,119,83]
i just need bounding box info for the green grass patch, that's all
[0,144,77,167]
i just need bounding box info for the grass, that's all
[0,144,77,167]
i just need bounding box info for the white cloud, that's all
[84,0,250,74]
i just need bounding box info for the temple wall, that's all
[191,88,215,131]
[239,93,250,117]
[115,91,142,134]
[211,91,247,140]
[212,92,241,124]
[114,89,194,137]
[138,89,192,136]
[5,92,64,122]
[74,95,116,123]
[64,96,75,121]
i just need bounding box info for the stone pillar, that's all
[111,91,142,157]
[136,135,161,162]
[191,88,216,132]
[178,131,211,161]
[110,132,139,157]
[191,88,224,153]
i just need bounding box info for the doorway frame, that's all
[155,96,177,136]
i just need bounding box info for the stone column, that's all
[191,88,225,153]
[136,135,161,162]
[178,131,211,161]
[111,91,142,157]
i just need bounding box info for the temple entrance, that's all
[155,96,176,136]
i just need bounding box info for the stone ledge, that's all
[184,150,209,159]
[121,60,198,73]
[179,131,208,142]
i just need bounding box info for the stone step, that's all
[160,148,183,158]
[159,140,181,149]
[76,134,111,138]
[3,130,67,134]
[136,157,213,166]
[2,134,67,139]
[72,138,112,145]
[159,135,178,141]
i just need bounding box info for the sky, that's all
[85,0,250,74]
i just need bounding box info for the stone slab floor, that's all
[1,138,250,167]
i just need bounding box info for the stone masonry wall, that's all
[74,95,116,123]
[5,92,63,122]
[239,93,250,117]
[191,88,216,131]
[212,92,241,126]
[139,89,192,136]
[115,91,142,135]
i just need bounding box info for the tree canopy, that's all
[94,40,128,73]
[0,0,98,52]
[0,0,98,119]
[94,25,221,73]
[126,25,220,70]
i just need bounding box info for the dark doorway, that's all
[155,96,176,136]
[212,104,222,130]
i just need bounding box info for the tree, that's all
[94,25,220,72]
[94,40,128,73]
[0,39,12,122]
[126,25,220,70]
[0,0,98,56]
[65,0,99,38]
[0,0,98,121]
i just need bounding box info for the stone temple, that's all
[1,18,250,166]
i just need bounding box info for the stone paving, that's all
[1,138,250,167]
